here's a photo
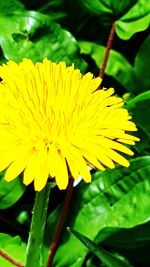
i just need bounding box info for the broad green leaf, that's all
[0,11,87,71]
[133,35,150,93]
[104,222,150,249]
[69,228,132,267]
[0,0,25,14]
[103,223,150,266]
[0,172,26,209]
[76,0,150,39]
[79,41,135,90]
[121,243,150,266]
[0,233,26,267]
[79,0,113,17]
[79,39,150,93]
[53,156,150,267]
[127,91,150,152]
[38,0,67,21]
[78,0,137,18]
[116,0,150,40]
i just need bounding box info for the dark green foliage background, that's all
[0,0,149,266]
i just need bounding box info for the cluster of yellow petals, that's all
[0,59,139,191]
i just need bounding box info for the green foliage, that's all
[79,41,135,91]
[0,172,26,209]
[69,228,132,267]
[127,91,150,152]
[79,37,150,93]
[0,0,149,267]
[67,0,150,39]
[0,3,86,71]
[52,157,150,266]
[104,222,150,249]
[0,233,26,267]
[133,35,150,93]
[0,0,25,14]
[37,0,67,20]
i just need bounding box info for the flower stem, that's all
[25,183,51,267]
[0,249,24,267]
[46,178,74,267]
[99,20,116,79]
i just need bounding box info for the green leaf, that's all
[116,0,150,40]
[0,172,26,209]
[79,41,135,90]
[79,0,113,17]
[127,91,150,152]
[104,222,150,249]
[0,233,26,267]
[53,156,150,267]
[69,228,132,267]
[77,0,150,39]
[133,35,150,93]
[79,38,150,94]
[79,0,138,18]
[103,223,150,266]
[38,0,67,21]
[0,0,25,14]
[0,11,87,71]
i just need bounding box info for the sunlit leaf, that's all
[0,11,87,71]
[53,156,150,267]
[116,0,150,40]
[0,233,26,267]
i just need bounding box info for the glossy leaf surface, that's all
[53,156,150,266]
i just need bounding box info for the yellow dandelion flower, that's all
[0,59,139,191]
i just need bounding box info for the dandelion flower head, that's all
[0,59,139,191]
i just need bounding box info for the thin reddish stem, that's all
[46,178,74,267]
[0,249,24,267]
[99,21,116,80]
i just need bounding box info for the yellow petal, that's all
[0,58,139,190]
[96,137,134,156]
[66,158,79,180]
[0,160,12,173]
[23,152,38,185]
[80,147,105,170]
[5,151,31,182]
[47,143,68,189]
[117,139,135,145]
[34,163,49,191]
[47,144,58,178]
[69,145,91,183]
[55,153,68,190]
[106,148,130,167]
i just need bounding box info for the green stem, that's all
[46,178,74,267]
[25,183,51,267]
